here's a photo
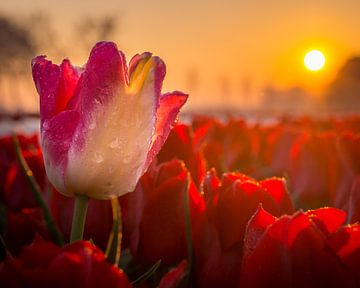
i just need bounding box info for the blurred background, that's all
[1,0,360,115]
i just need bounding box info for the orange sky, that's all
[2,0,360,110]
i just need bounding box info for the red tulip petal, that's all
[5,209,51,254]
[145,92,188,168]
[139,172,189,264]
[4,149,45,212]
[194,220,242,287]
[41,110,81,195]
[120,182,145,253]
[243,205,277,261]
[260,177,294,214]
[328,224,360,279]
[66,41,127,113]
[306,207,346,235]
[155,159,187,185]
[202,168,220,210]
[240,212,356,287]
[138,162,204,265]
[46,241,132,287]
[218,177,290,250]
[32,56,80,125]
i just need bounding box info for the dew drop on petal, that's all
[94,98,102,105]
[109,137,120,149]
[42,120,50,130]
[123,155,131,164]
[93,152,104,163]
[89,119,96,130]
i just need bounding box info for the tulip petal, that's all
[41,110,81,195]
[260,177,294,214]
[128,52,152,83]
[128,53,165,105]
[240,212,356,287]
[65,44,165,199]
[66,41,127,113]
[145,92,188,168]
[32,56,80,125]
[306,207,346,235]
[243,205,277,261]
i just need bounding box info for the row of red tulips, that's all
[1,116,360,287]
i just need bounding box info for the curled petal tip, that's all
[31,55,47,65]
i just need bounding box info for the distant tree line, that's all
[0,13,119,112]
[325,57,360,112]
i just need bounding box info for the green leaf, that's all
[12,135,65,246]
[131,259,162,286]
[105,198,122,266]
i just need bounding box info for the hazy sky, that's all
[2,0,360,109]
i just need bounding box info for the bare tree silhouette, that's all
[0,13,121,113]
[0,15,36,111]
[0,16,35,76]
[75,16,119,53]
[24,13,63,59]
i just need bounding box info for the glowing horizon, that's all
[1,0,360,110]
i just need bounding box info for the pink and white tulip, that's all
[32,41,188,200]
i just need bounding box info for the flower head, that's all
[32,41,188,199]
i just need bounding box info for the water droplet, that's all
[42,120,50,130]
[93,152,104,163]
[109,137,120,149]
[89,119,96,130]
[123,155,131,164]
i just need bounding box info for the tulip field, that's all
[1,115,360,287]
[1,41,360,287]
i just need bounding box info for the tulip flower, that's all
[240,206,356,288]
[0,236,132,287]
[32,41,188,241]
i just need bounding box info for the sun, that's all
[304,50,326,71]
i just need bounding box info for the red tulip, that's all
[4,208,50,255]
[0,237,132,287]
[215,172,294,250]
[327,224,360,284]
[201,119,254,174]
[193,170,294,287]
[121,159,205,265]
[157,124,206,187]
[0,134,40,199]
[3,148,47,212]
[240,206,356,288]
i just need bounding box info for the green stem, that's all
[12,135,65,246]
[70,195,89,242]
